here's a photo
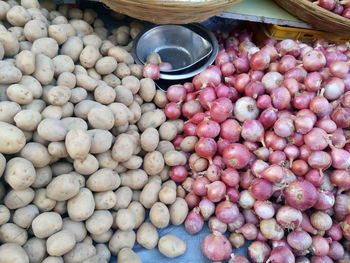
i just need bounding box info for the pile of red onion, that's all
[164,30,350,262]
[311,0,350,19]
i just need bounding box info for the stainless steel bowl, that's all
[135,25,213,73]
[132,24,219,81]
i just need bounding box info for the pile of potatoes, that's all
[0,0,190,262]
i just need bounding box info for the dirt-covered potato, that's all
[157,141,175,155]
[108,46,133,65]
[180,136,198,152]
[67,188,95,221]
[47,230,76,257]
[87,105,114,130]
[159,121,177,141]
[86,168,120,192]
[136,222,159,250]
[158,235,186,258]
[149,202,169,228]
[112,133,134,162]
[0,243,29,263]
[108,230,135,255]
[153,89,168,108]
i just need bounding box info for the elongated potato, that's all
[23,237,46,263]
[33,54,54,85]
[115,209,136,231]
[140,127,159,152]
[4,188,35,209]
[14,109,42,131]
[0,101,21,123]
[108,230,135,255]
[144,151,164,176]
[47,230,76,257]
[169,197,188,225]
[67,188,95,221]
[111,133,134,162]
[94,191,117,210]
[60,36,83,62]
[86,168,120,192]
[159,180,177,205]
[0,243,29,263]
[7,84,33,104]
[114,186,132,210]
[13,205,39,229]
[121,169,148,190]
[37,118,68,142]
[0,121,26,154]
[86,210,113,235]
[46,174,80,201]
[87,105,114,130]
[137,109,166,131]
[0,223,28,245]
[65,128,91,160]
[15,50,35,75]
[158,235,186,258]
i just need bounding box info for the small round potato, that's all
[37,118,68,142]
[115,62,131,79]
[44,85,71,106]
[121,169,148,190]
[23,237,46,263]
[149,202,170,228]
[158,235,186,258]
[140,127,159,152]
[20,142,51,168]
[95,56,117,75]
[13,205,39,228]
[67,188,95,222]
[60,36,83,62]
[91,229,113,244]
[62,219,86,243]
[7,84,33,104]
[57,72,76,89]
[87,105,114,130]
[94,191,117,210]
[33,54,54,85]
[108,230,135,255]
[52,55,74,76]
[115,85,133,106]
[169,198,188,225]
[117,248,141,263]
[115,209,136,231]
[79,45,100,68]
[73,154,99,176]
[111,134,134,162]
[164,150,187,166]
[121,155,143,170]
[24,19,47,42]
[46,174,80,201]
[4,157,36,190]
[32,212,62,238]
[86,168,120,192]
[19,75,42,99]
[88,129,113,154]
[159,122,177,141]
[63,243,96,263]
[0,243,29,263]
[137,109,166,131]
[47,230,76,257]
[94,85,116,104]
[15,50,35,75]
[159,180,177,205]
[0,101,21,123]
[70,87,87,103]
[86,210,113,235]
[129,64,143,79]
[180,136,198,152]
[153,89,168,108]
[4,188,35,209]
[139,180,161,209]
[33,188,56,212]
[6,6,30,26]
[122,75,140,94]
[136,222,159,250]
[108,46,134,65]
[14,109,42,131]
[114,186,132,210]
[144,151,164,176]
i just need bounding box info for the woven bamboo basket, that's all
[274,0,350,36]
[100,0,242,24]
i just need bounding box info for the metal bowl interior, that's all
[135,25,213,73]
[132,24,219,81]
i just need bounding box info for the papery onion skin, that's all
[284,179,318,211]
[223,143,251,170]
[201,232,232,261]
[248,241,271,263]
[287,230,312,251]
[267,246,295,263]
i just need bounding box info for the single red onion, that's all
[239,190,255,209]
[198,68,221,88]
[305,72,323,92]
[229,254,250,263]
[185,192,200,209]
[226,187,240,203]
[273,117,295,138]
[310,211,333,231]
[181,99,203,119]
[285,67,307,82]
[330,146,350,169]
[250,178,273,201]
[271,86,291,110]
[261,164,284,183]
[184,208,204,235]
[198,87,217,110]
[223,143,251,170]
[195,138,217,159]
[310,95,332,117]
[326,223,343,241]
[254,147,270,161]
[260,218,284,241]
[328,241,344,260]
[237,223,258,240]
[166,84,186,102]
[287,230,312,251]
[196,119,220,138]
[329,60,349,79]
[220,119,241,141]
[169,165,188,183]
[284,179,318,211]
[324,77,345,100]
[243,209,259,225]
[305,169,324,187]
[316,118,337,133]
[221,168,240,187]
[248,241,271,263]
[201,232,232,261]
[164,102,181,119]
[276,205,303,229]
[229,233,245,249]
[245,81,265,99]
[253,200,275,219]
[257,94,272,109]
[215,200,240,223]
[267,246,295,263]
[261,72,283,93]
[209,97,233,123]
[314,191,335,210]
[311,235,330,257]
[307,151,332,170]
[278,55,297,73]
[184,122,197,136]
[241,120,265,144]
[198,197,215,220]
[221,62,236,77]
[250,50,270,71]
[234,73,250,93]
[234,96,259,122]
[143,64,160,80]
[331,106,350,128]
[207,181,226,203]
[192,177,210,196]
[208,216,227,233]
[259,108,278,129]
[303,50,326,71]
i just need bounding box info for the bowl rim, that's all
[132,23,219,80]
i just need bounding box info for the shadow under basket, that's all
[274,0,350,37]
[100,0,242,24]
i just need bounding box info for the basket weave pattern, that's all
[101,0,242,24]
[274,0,350,37]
